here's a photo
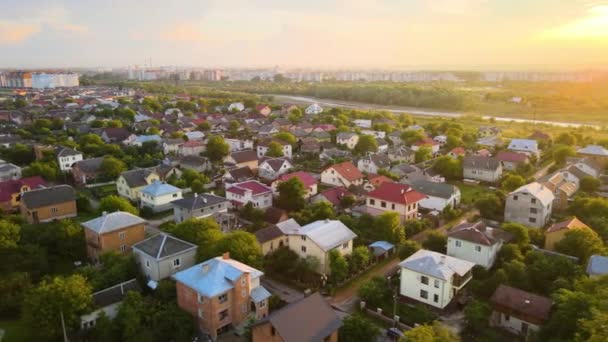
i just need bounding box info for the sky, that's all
[1,0,608,70]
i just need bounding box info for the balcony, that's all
[452,271,472,288]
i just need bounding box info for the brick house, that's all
[365,181,426,220]
[72,157,105,185]
[82,211,147,263]
[0,176,45,212]
[172,253,272,339]
[20,185,77,223]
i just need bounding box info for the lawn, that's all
[451,181,494,205]
[0,320,28,342]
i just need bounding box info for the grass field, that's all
[0,320,28,342]
[451,181,494,205]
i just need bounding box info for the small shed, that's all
[369,241,395,260]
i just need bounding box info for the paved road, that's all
[261,278,305,303]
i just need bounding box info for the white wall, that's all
[446,238,500,269]
[399,267,452,309]
[504,192,551,228]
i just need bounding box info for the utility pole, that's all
[60,310,69,342]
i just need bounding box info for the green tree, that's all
[475,193,504,220]
[415,146,433,163]
[553,144,576,165]
[265,141,285,157]
[358,276,389,307]
[555,228,605,263]
[501,222,530,247]
[0,272,31,316]
[555,132,576,145]
[339,314,381,342]
[329,249,349,283]
[350,246,371,271]
[288,108,303,124]
[216,230,263,268]
[354,135,378,155]
[22,161,59,180]
[98,195,139,215]
[500,173,526,192]
[274,132,297,146]
[205,135,230,162]
[464,300,491,331]
[277,177,306,211]
[401,321,460,342]
[375,212,406,245]
[401,130,425,145]
[578,309,608,342]
[398,240,421,260]
[100,156,127,179]
[422,231,447,254]
[580,176,601,193]
[164,218,222,261]
[433,156,463,180]
[0,219,20,248]
[22,274,93,340]
[190,179,205,193]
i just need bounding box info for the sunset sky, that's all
[1,0,608,69]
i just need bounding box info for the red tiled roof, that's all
[276,171,317,188]
[319,186,353,206]
[227,180,271,196]
[368,174,392,187]
[181,140,204,147]
[366,181,427,205]
[450,147,466,155]
[0,176,46,202]
[496,151,528,163]
[546,217,589,234]
[326,161,363,182]
[413,138,439,146]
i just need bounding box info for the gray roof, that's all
[587,255,608,276]
[120,168,156,188]
[288,219,357,252]
[21,185,75,209]
[463,156,501,171]
[132,233,197,260]
[410,180,458,199]
[577,145,608,156]
[509,182,554,206]
[171,193,229,210]
[56,146,81,158]
[250,286,272,303]
[399,249,475,281]
[82,211,147,234]
[255,225,285,243]
[73,157,104,173]
[92,279,141,308]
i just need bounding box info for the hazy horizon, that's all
[2,0,608,70]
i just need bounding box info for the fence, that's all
[84,181,116,188]
[362,304,412,331]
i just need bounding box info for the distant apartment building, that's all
[0,71,78,88]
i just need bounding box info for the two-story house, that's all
[576,145,608,168]
[82,211,147,263]
[56,146,83,172]
[172,193,231,223]
[271,171,318,198]
[226,180,273,209]
[178,140,206,157]
[72,157,104,185]
[140,180,183,212]
[388,146,415,163]
[20,185,77,223]
[540,173,577,211]
[225,138,254,152]
[496,151,529,171]
[508,139,539,157]
[116,168,160,201]
[336,132,359,149]
[257,138,293,159]
[80,279,141,330]
[320,161,364,188]
[102,127,133,144]
[132,233,198,282]
[365,182,426,220]
[173,253,272,339]
[411,138,440,154]
[504,182,554,228]
[258,158,293,181]
[357,153,391,174]
[447,221,513,269]
[0,176,45,212]
[409,180,461,211]
[489,285,552,337]
[399,249,475,309]
[463,156,503,183]
[224,150,259,171]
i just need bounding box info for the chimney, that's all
[439,255,446,264]
[524,300,530,304]
[202,197,207,203]
[194,193,198,197]
[222,252,230,260]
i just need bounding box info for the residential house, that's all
[504,182,554,228]
[102,127,133,144]
[496,151,529,171]
[529,131,551,142]
[172,193,231,223]
[258,125,279,136]
[258,158,293,180]
[576,145,608,167]
[310,186,353,208]
[116,168,160,201]
[228,102,245,112]
[477,135,503,148]
[80,279,141,330]
[226,180,273,209]
[305,103,323,115]
[489,285,552,336]
[225,138,254,152]
[56,146,83,172]
[163,138,184,155]
[447,221,513,269]
[72,157,104,185]
[224,150,259,171]
[586,255,608,277]
[540,173,577,211]
[251,293,341,342]
[255,225,289,255]
[276,219,357,274]
[0,161,21,181]
[478,126,501,138]
[185,131,205,141]
[367,174,392,189]
[353,119,372,129]
[361,130,386,139]
[173,254,271,339]
[20,185,76,223]
[223,166,255,184]
[391,164,428,182]
[434,135,447,147]
[140,180,183,212]
[319,148,352,162]
[544,217,589,251]
[399,249,475,309]
[179,140,206,157]
[366,182,426,220]
[257,138,293,159]
[256,104,272,116]
[376,138,389,152]
[388,131,403,146]
[508,139,539,157]
[271,171,318,198]
[336,132,359,150]
[357,153,391,174]
[82,211,147,263]
[411,138,440,154]
[410,180,461,211]
[463,156,503,183]
[567,158,602,179]
[475,149,492,157]
[130,134,162,147]
[448,147,466,159]
[132,233,198,282]
[320,161,364,188]
[0,176,45,212]
[176,155,212,173]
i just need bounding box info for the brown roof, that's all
[449,221,513,246]
[265,207,288,224]
[546,217,589,234]
[254,293,342,342]
[490,285,552,324]
[255,225,284,244]
[230,150,258,164]
[326,161,363,182]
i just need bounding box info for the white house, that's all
[139,180,183,212]
[447,221,513,269]
[305,103,323,115]
[360,130,386,139]
[257,138,292,158]
[365,182,427,221]
[399,249,475,309]
[463,156,503,183]
[225,180,273,209]
[410,180,461,211]
[353,119,372,128]
[336,132,359,150]
[357,153,391,174]
[433,135,447,147]
[225,138,254,151]
[320,161,364,187]
[56,146,83,172]
[258,158,293,180]
[504,182,554,228]
[228,102,245,112]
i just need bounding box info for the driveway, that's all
[262,278,304,303]
[145,214,174,235]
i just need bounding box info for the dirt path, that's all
[410,209,479,242]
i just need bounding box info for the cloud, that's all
[160,23,204,42]
[538,5,608,40]
[0,21,40,43]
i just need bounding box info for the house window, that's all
[119,231,126,240]
[530,208,537,214]
[391,204,395,210]
[342,242,349,249]
[242,303,247,313]
[504,314,510,321]
[420,290,428,299]
[475,245,482,252]
[218,293,228,303]
[51,207,58,213]
[241,278,246,286]
[421,276,429,285]
[271,327,276,336]
[120,245,127,253]
[145,260,150,268]
[301,236,306,241]
[513,195,518,201]
[531,198,536,204]
[219,309,229,321]
[369,199,375,205]
[173,258,181,268]
[434,294,439,303]
[301,246,307,253]
[381,201,386,208]
[197,294,204,304]
[529,217,537,223]
[434,280,440,288]
[241,289,246,298]
[198,308,203,318]
[260,300,266,308]
[455,240,462,247]
[173,193,178,198]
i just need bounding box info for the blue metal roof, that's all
[587,255,608,276]
[135,135,161,144]
[140,180,181,197]
[369,241,395,251]
[250,286,271,303]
